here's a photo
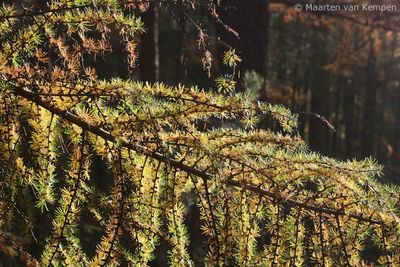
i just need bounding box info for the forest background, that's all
[119,0,400,184]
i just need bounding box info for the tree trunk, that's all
[344,77,356,158]
[140,3,160,82]
[361,42,377,157]
[175,0,187,83]
[309,27,330,154]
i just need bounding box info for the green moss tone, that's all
[0,1,399,266]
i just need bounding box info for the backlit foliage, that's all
[0,1,400,266]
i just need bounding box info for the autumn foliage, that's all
[0,1,399,266]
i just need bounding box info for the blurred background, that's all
[130,0,400,184]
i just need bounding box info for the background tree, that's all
[140,3,160,83]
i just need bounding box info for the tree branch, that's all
[13,86,392,226]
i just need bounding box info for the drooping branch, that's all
[12,85,395,227]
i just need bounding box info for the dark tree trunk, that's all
[344,77,356,158]
[140,3,160,82]
[261,0,270,102]
[175,0,187,83]
[391,37,400,170]
[331,76,343,156]
[309,27,330,154]
[291,17,301,112]
[361,43,378,157]
[275,14,288,85]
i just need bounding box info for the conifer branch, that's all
[13,86,393,226]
